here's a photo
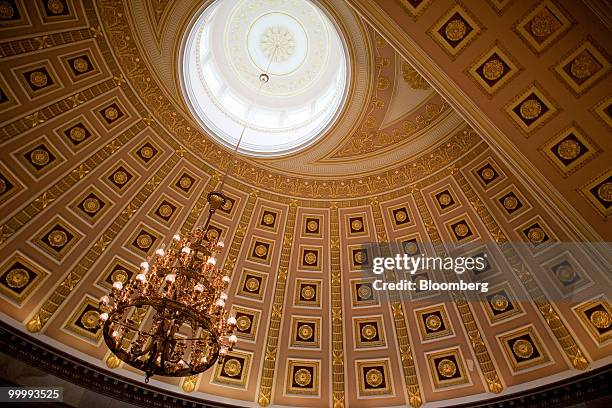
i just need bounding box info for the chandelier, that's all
[98,42,280,383]
[97,191,236,382]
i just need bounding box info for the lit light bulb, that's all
[219,347,227,355]
[99,312,109,322]
[155,248,165,257]
[100,295,109,304]
[173,234,181,241]
[136,273,146,283]
[217,241,225,248]
[228,334,237,344]
[181,246,191,255]
[206,257,216,266]
[222,275,230,284]
[112,281,123,290]
[216,299,225,308]
[220,292,228,300]
[165,274,176,283]
[194,283,204,292]
[201,356,208,363]
[111,330,120,338]
[140,261,149,270]
[227,316,237,326]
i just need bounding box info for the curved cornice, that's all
[2,321,610,408]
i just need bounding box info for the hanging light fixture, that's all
[98,44,279,383]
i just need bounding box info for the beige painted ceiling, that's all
[0,0,610,407]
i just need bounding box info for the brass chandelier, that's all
[97,191,236,383]
[98,43,279,382]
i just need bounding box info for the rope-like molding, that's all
[257,200,298,406]
[411,188,504,394]
[370,197,423,407]
[329,203,346,408]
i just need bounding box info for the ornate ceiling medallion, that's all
[181,0,349,157]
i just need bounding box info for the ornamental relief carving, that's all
[97,0,476,199]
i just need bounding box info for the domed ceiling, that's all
[181,0,349,157]
[0,0,610,407]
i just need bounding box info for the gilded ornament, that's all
[0,1,15,19]
[361,324,377,340]
[527,227,545,243]
[111,269,129,284]
[48,229,67,247]
[223,358,242,377]
[557,139,581,160]
[453,223,469,238]
[490,294,509,311]
[245,277,260,292]
[301,285,315,300]
[519,99,542,120]
[351,219,363,231]
[377,77,390,90]
[512,339,534,359]
[481,168,495,180]
[205,228,219,242]
[104,107,119,120]
[530,14,554,37]
[294,368,312,387]
[140,146,154,159]
[30,148,50,166]
[69,126,86,142]
[0,179,6,194]
[80,310,100,329]
[298,324,313,340]
[47,0,65,14]
[260,26,295,63]
[353,250,366,264]
[365,368,383,387]
[437,358,457,378]
[597,182,612,202]
[590,310,611,330]
[570,53,598,79]
[6,268,29,289]
[556,264,576,283]
[438,193,452,206]
[182,376,197,393]
[262,213,275,225]
[136,233,153,249]
[445,19,467,42]
[357,285,372,300]
[425,314,442,331]
[401,63,430,90]
[179,176,192,189]
[83,197,100,214]
[304,252,317,265]
[106,353,121,369]
[72,58,89,73]
[394,209,408,222]
[29,71,48,87]
[113,170,128,185]
[482,59,504,81]
[375,35,386,48]
[254,244,268,257]
[403,241,418,255]
[158,204,173,218]
[306,220,318,232]
[502,196,518,210]
[236,315,252,331]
